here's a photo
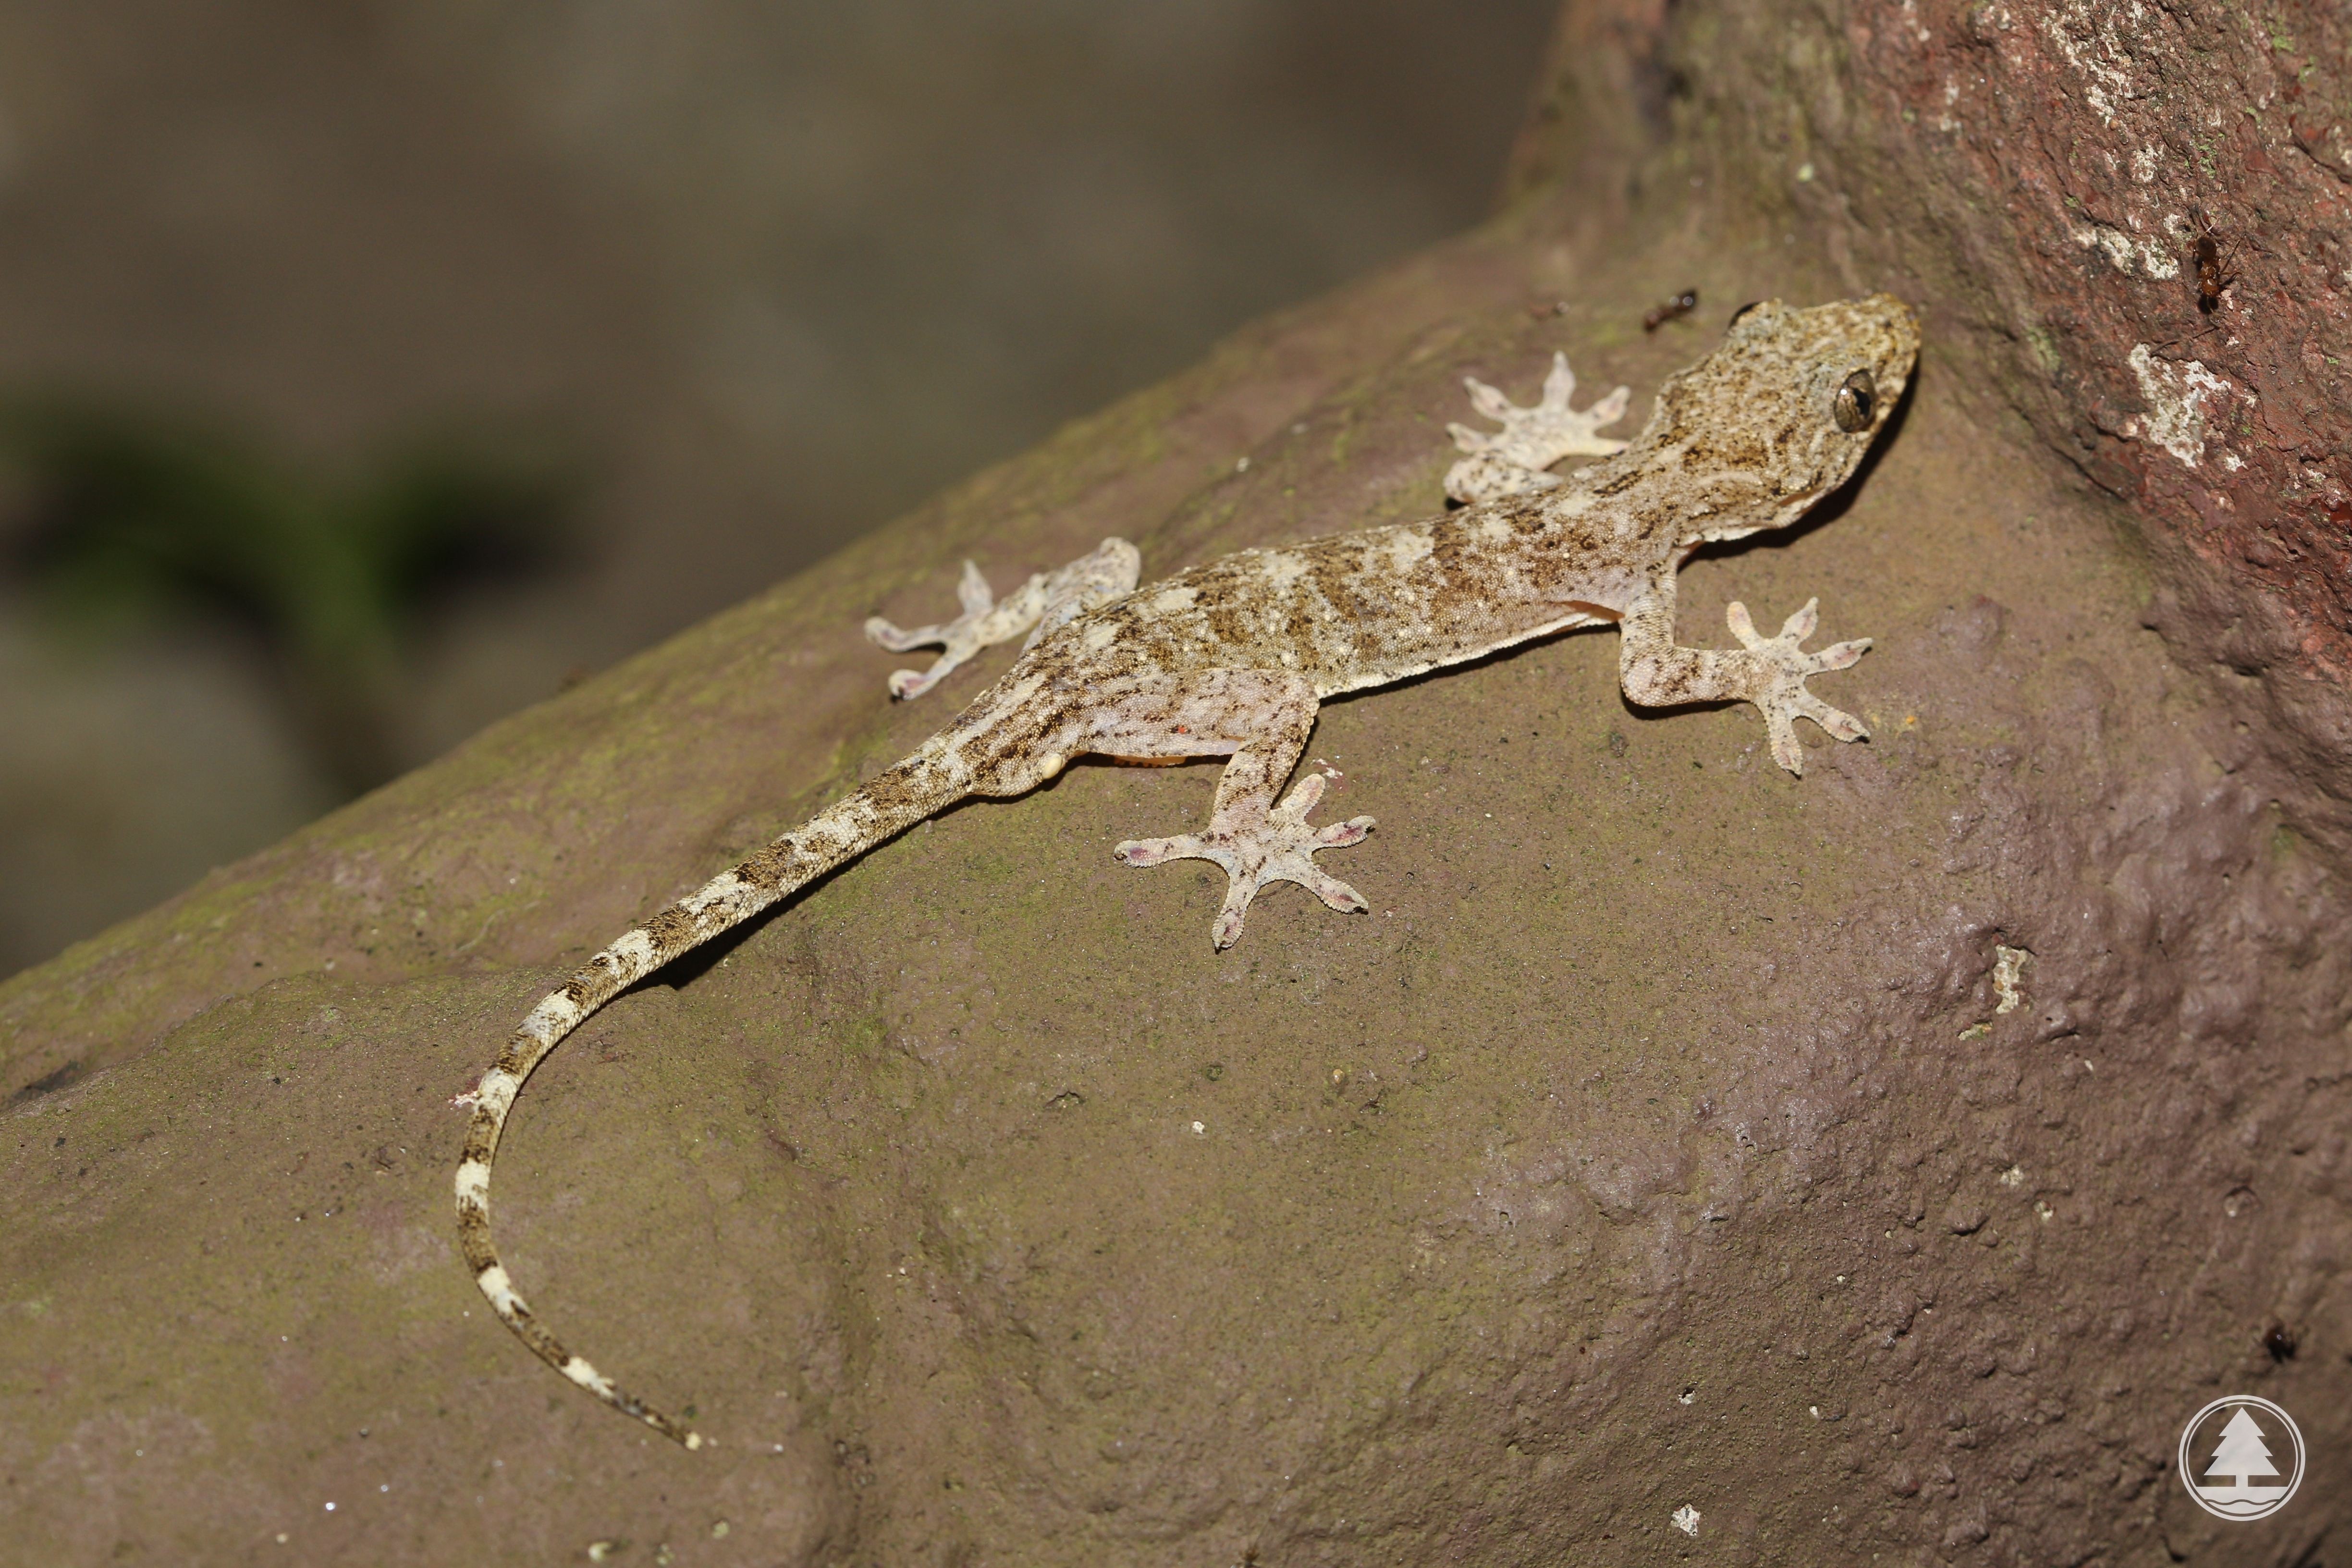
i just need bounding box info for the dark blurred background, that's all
[0,0,1560,978]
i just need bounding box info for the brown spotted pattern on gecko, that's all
[454,295,1920,1447]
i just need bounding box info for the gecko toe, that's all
[1211,881,1258,949]
[1285,863,1372,913]
[1270,773,1328,820]
[1794,692,1869,742]
[865,616,919,652]
[1808,636,1872,673]
[1766,709,1806,775]
[1115,834,1206,868]
[1314,814,1375,848]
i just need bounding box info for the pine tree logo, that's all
[2178,1396,2305,1521]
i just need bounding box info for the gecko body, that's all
[456,295,1920,1446]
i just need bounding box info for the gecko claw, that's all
[1115,774,1375,948]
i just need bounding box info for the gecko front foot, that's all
[1444,351,1631,505]
[1725,597,1872,774]
[1114,774,1375,949]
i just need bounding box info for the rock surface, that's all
[5,2,2347,1563]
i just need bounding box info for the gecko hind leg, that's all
[1091,669,1375,949]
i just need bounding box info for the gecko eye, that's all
[1832,369,1876,432]
[1729,300,1765,326]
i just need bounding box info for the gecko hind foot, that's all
[865,560,1000,700]
[1114,774,1375,950]
[866,539,1143,701]
[1725,597,1872,774]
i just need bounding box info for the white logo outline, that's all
[2177,1395,2305,1522]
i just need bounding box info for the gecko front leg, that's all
[1617,567,1872,775]
[1081,670,1374,949]
[866,538,1140,699]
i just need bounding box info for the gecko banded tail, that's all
[453,734,972,1448]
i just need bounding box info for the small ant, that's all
[1643,288,1699,331]
[2188,207,2240,315]
[2147,208,2248,356]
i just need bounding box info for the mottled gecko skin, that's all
[454,295,1919,1448]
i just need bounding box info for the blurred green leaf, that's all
[0,395,576,793]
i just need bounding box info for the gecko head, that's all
[1642,294,1920,545]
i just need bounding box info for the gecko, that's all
[454,294,1920,1448]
